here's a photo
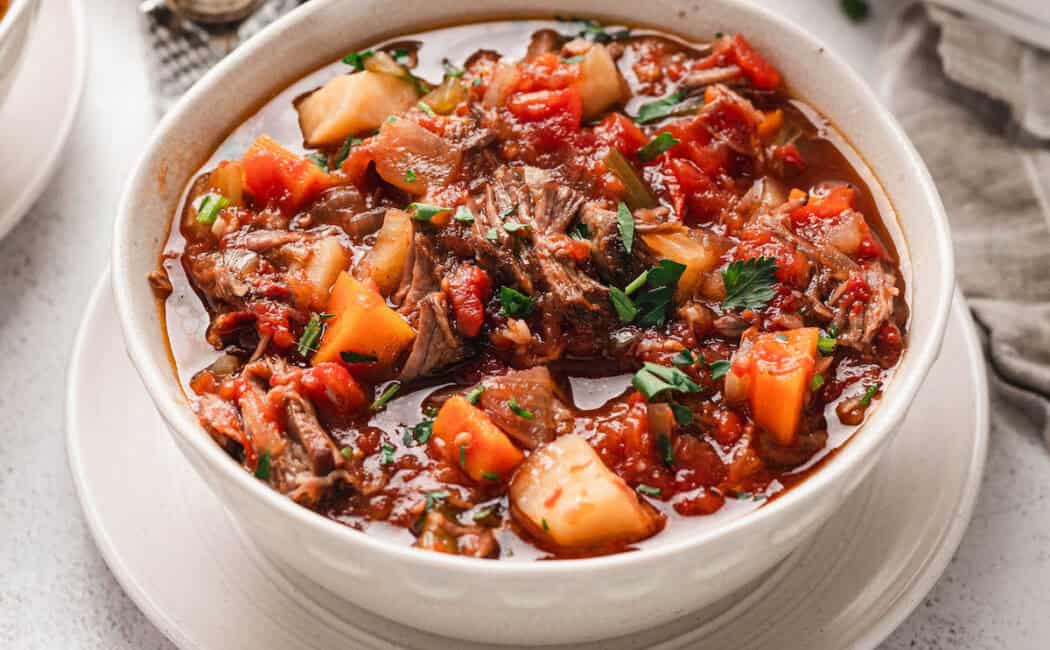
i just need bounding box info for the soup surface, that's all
[155,19,907,560]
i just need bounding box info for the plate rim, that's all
[66,269,989,650]
[0,0,88,241]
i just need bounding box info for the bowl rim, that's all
[113,0,955,576]
[0,0,39,43]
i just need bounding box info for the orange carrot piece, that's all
[431,395,524,482]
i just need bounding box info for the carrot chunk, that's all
[431,395,524,482]
[242,135,335,213]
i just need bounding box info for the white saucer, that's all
[0,0,86,240]
[67,271,988,650]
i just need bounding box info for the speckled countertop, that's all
[1,1,1047,648]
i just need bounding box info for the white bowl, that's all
[112,0,955,644]
[0,0,41,106]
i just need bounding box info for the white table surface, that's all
[2,1,1048,648]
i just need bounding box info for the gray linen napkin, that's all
[884,5,1050,448]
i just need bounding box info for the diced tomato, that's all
[682,141,731,177]
[711,408,743,447]
[672,488,725,516]
[594,112,648,157]
[664,157,733,224]
[672,435,727,490]
[737,228,810,287]
[445,264,493,338]
[249,300,295,349]
[507,87,583,125]
[298,362,368,418]
[513,52,580,93]
[790,185,855,223]
[774,143,806,169]
[241,135,335,213]
[700,34,781,90]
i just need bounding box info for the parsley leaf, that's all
[499,287,534,318]
[609,286,638,323]
[569,221,590,240]
[195,193,229,226]
[484,226,500,243]
[297,312,334,357]
[442,60,464,78]
[859,382,881,406]
[408,203,450,222]
[404,168,418,183]
[672,349,695,366]
[656,434,675,466]
[633,260,686,326]
[707,359,731,380]
[424,490,449,511]
[306,152,328,171]
[508,398,534,420]
[340,351,378,364]
[370,382,401,411]
[417,101,435,117]
[721,257,778,310]
[632,362,701,400]
[254,451,271,479]
[381,443,396,465]
[617,201,635,253]
[669,402,693,425]
[481,470,501,481]
[342,49,374,70]
[637,133,680,162]
[634,91,686,124]
[453,206,475,223]
[810,374,825,391]
[332,137,358,168]
[465,384,484,404]
[502,221,529,234]
[818,334,838,355]
[562,55,585,64]
[408,417,434,444]
[636,484,661,497]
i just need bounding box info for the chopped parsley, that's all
[735,491,767,502]
[407,203,450,222]
[542,517,550,531]
[332,137,358,168]
[569,221,590,240]
[342,49,374,70]
[636,484,661,497]
[404,168,418,183]
[424,490,449,511]
[669,402,694,426]
[859,382,881,407]
[633,259,686,326]
[442,60,464,78]
[562,55,585,64]
[473,507,495,522]
[721,257,778,311]
[407,416,434,444]
[634,91,686,124]
[502,221,529,234]
[370,382,401,411]
[465,384,485,404]
[637,132,681,162]
[453,205,475,223]
[254,451,271,479]
[625,270,649,296]
[632,362,701,400]
[484,226,500,243]
[672,349,695,367]
[340,447,354,460]
[609,286,638,323]
[481,471,501,481]
[340,351,378,364]
[297,312,334,357]
[818,334,838,355]
[617,202,635,253]
[307,152,328,171]
[499,286,534,318]
[707,359,731,380]
[507,398,534,420]
[572,19,631,44]
[195,193,229,226]
[841,0,870,22]
[417,101,436,117]
[458,444,467,468]
[656,433,675,466]
[810,374,826,391]
[380,443,396,465]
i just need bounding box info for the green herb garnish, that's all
[841,0,870,22]
[297,312,334,357]
[569,221,590,240]
[442,60,464,78]
[371,382,401,411]
[404,168,418,183]
[409,417,434,444]
[656,434,675,466]
[562,55,585,64]
[342,49,374,70]
[818,334,838,355]
[617,202,635,253]
[340,447,354,460]
[502,221,529,234]
[633,260,686,326]
[481,471,501,481]
[453,206,475,223]
[417,101,435,117]
[307,152,328,171]
[408,203,450,222]
[381,443,396,465]
[499,286,534,318]
[458,444,467,468]
[625,270,649,296]
[672,349,695,367]
[465,384,485,404]
[332,137,358,168]
[196,193,229,226]
[707,359,731,380]
[424,490,449,511]
[542,518,550,531]
[340,351,378,364]
[637,132,681,162]
[632,362,701,400]
[634,91,686,124]
[636,484,661,497]
[484,226,500,243]
[810,374,825,391]
[721,257,778,311]
[609,286,638,323]
[859,382,881,407]
[254,451,271,479]
[669,402,693,426]
[507,398,534,420]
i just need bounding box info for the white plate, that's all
[0,0,86,240]
[67,272,987,650]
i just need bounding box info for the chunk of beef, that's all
[399,292,466,381]
[182,248,259,307]
[580,203,631,284]
[526,29,566,59]
[476,366,573,449]
[397,235,443,315]
[284,391,343,476]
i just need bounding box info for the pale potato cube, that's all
[641,229,726,302]
[575,44,629,120]
[304,237,349,308]
[510,435,662,550]
[296,71,419,147]
[359,208,413,295]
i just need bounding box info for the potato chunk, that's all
[641,229,726,301]
[303,236,349,309]
[510,435,663,551]
[574,44,629,120]
[358,208,413,295]
[296,71,419,147]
